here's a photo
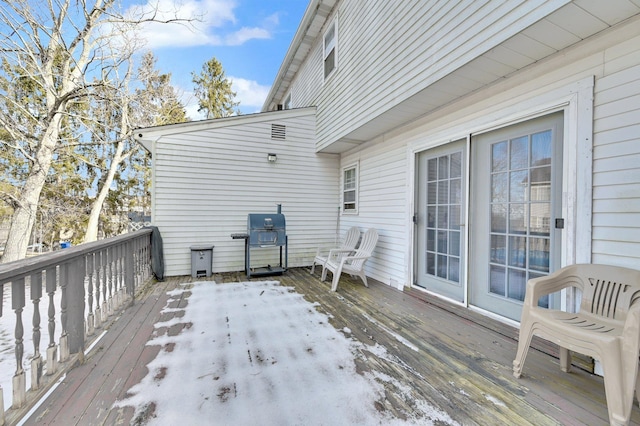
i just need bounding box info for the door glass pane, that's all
[510,136,528,169]
[450,178,461,204]
[531,130,552,166]
[490,265,506,295]
[449,205,460,229]
[438,156,449,179]
[491,172,508,202]
[530,203,550,235]
[509,236,526,268]
[508,269,527,301]
[449,231,460,256]
[490,235,506,264]
[509,170,528,202]
[492,141,507,171]
[529,237,549,272]
[491,204,507,233]
[508,204,526,234]
[424,150,463,284]
[449,257,460,283]
[451,152,462,178]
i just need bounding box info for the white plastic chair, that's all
[321,228,379,292]
[513,264,640,426]
[310,226,360,275]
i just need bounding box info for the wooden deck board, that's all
[16,268,640,425]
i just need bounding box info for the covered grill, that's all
[247,214,286,247]
[232,205,288,278]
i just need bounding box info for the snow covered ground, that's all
[115,280,457,425]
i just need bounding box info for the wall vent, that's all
[271,124,286,140]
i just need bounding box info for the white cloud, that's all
[230,77,270,112]
[224,27,270,46]
[125,0,274,48]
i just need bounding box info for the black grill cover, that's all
[247,214,286,246]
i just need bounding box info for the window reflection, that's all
[488,128,553,302]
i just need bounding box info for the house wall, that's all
[285,0,570,150]
[337,16,640,288]
[151,110,341,276]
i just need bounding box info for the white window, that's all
[283,93,292,110]
[323,20,337,79]
[342,163,358,213]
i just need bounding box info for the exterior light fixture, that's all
[267,153,277,163]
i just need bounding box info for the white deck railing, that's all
[0,228,154,425]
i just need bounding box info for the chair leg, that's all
[321,265,328,281]
[559,347,571,373]
[310,261,316,275]
[513,320,535,378]
[359,271,368,287]
[601,357,633,426]
[331,264,344,292]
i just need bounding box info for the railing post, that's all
[11,278,26,409]
[45,267,58,375]
[30,271,43,390]
[66,258,86,355]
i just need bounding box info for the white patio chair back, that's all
[310,226,361,275]
[321,228,379,292]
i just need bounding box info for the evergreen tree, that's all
[192,57,240,119]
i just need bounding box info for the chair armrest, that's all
[328,248,355,259]
[338,254,372,265]
[524,265,586,307]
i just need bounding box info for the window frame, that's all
[342,162,358,214]
[283,92,292,110]
[323,19,338,80]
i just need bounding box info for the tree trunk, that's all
[1,122,60,263]
[83,141,126,243]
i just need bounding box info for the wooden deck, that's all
[18,267,640,425]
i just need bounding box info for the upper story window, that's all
[323,20,337,79]
[342,162,358,214]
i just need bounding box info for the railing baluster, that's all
[12,278,26,408]
[126,241,134,304]
[86,254,94,336]
[100,250,108,323]
[107,247,113,316]
[95,251,102,327]
[59,264,69,362]
[46,267,58,375]
[30,271,43,390]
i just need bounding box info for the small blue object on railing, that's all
[60,242,71,249]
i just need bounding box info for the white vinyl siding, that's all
[314,0,572,150]
[150,110,340,276]
[340,143,408,287]
[591,33,640,268]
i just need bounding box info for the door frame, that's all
[407,76,594,319]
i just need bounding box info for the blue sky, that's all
[121,0,309,118]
